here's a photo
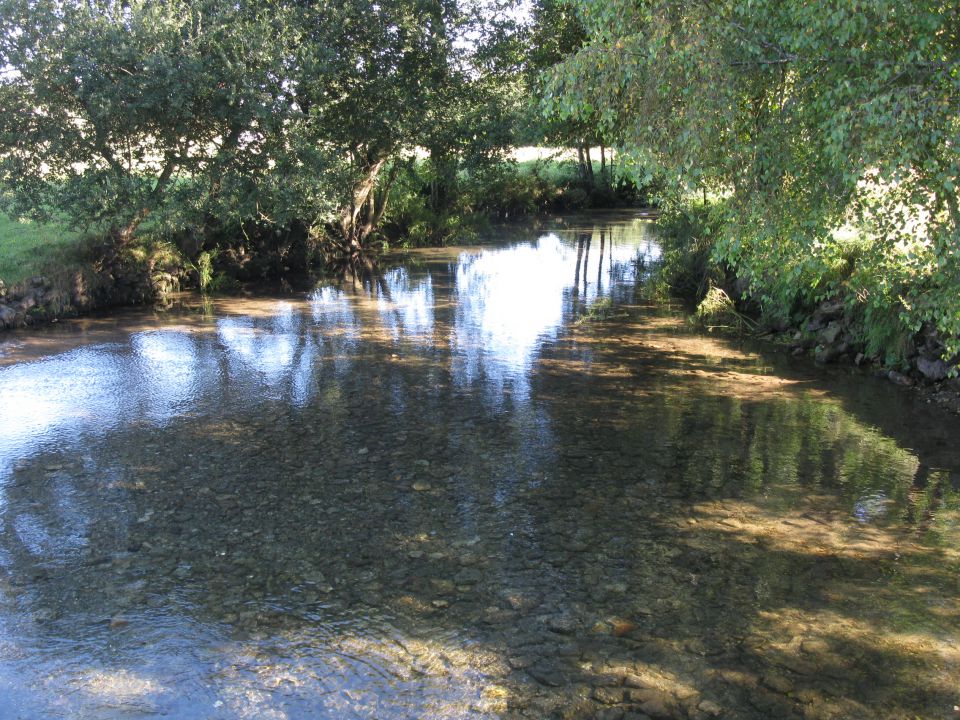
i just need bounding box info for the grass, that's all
[0,213,83,286]
[514,157,615,189]
[515,157,582,182]
[694,284,759,332]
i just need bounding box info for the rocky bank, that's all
[766,295,960,413]
[0,251,185,331]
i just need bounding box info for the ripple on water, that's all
[0,213,958,719]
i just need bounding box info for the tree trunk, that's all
[943,190,960,230]
[203,125,244,239]
[116,159,177,246]
[364,162,399,240]
[600,145,607,189]
[584,146,595,184]
[118,207,151,246]
[339,157,388,250]
[428,151,457,215]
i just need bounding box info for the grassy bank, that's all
[0,214,82,286]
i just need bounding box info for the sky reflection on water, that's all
[0,221,651,485]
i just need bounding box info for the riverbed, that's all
[0,212,957,719]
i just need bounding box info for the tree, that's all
[0,0,285,244]
[520,0,609,185]
[545,0,960,354]
[420,0,525,223]
[279,0,462,259]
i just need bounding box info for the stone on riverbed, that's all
[917,357,950,381]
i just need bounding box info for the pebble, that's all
[762,672,795,693]
[595,711,627,720]
[888,370,913,386]
[527,662,566,687]
[547,615,578,634]
[593,686,626,704]
[624,673,654,689]
[430,578,455,594]
[800,638,830,654]
[637,695,674,719]
[697,699,722,716]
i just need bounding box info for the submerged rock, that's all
[697,699,723,716]
[888,370,914,386]
[818,321,843,346]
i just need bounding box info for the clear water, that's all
[0,213,958,719]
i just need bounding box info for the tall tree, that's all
[282,0,460,258]
[545,0,960,350]
[0,0,285,244]
[520,0,604,181]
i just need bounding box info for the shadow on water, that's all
[0,213,958,719]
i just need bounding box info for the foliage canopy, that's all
[0,0,523,257]
[2,0,958,364]
[545,0,960,357]
[0,0,286,240]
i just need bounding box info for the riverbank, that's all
[689,290,960,416]
[650,202,960,415]
[0,153,655,330]
[755,294,960,410]
[5,205,960,422]
[0,176,655,333]
[0,245,185,331]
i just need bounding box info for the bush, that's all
[651,201,729,303]
[465,162,548,217]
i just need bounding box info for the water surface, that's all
[0,213,958,719]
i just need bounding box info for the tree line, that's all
[546,0,959,364]
[0,0,625,272]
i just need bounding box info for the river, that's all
[0,212,957,719]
